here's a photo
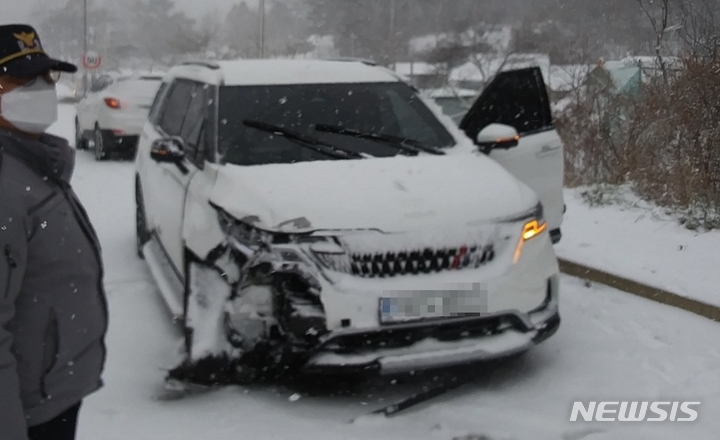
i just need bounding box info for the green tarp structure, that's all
[587,61,642,97]
[586,60,643,137]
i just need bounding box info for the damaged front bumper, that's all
[302,295,560,375]
[174,209,561,383]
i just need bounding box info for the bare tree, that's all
[678,0,720,59]
[169,11,222,57]
[638,0,672,84]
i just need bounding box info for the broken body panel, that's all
[145,196,560,383]
[135,62,563,384]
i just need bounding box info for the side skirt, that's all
[143,235,185,320]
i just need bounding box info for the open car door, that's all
[459,67,564,243]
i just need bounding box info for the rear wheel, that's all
[94,126,113,161]
[135,178,151,259]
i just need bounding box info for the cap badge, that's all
[13,32,37,50]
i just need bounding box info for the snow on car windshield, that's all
[218,82,455,166]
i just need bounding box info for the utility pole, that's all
[389,0,396,68]
[83,0,88,96]
[259,0,266,59]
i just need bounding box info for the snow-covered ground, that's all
[557,187,720,308]
[47,106,720,440]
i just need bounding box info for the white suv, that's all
[134,59,564,384]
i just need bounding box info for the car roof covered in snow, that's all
[165,59,403,87]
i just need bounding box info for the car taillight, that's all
[104,97,121,109]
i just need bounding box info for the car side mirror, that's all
[476,123,520,151]
[150,137,189,174]
[151,137,185,162]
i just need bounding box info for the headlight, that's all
[513,202,547,264]
[306,238,351,273]
[213,208,329,291]
[521,219,547,241]
[216,207,353,277]
[216,208,272,256]
[268,247,305,263]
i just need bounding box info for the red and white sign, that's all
[82,51,102,70]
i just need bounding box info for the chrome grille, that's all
[347,244,495,278]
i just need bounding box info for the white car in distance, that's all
[422,87,479,125]
[76,74,164,160]
[134,59,565,384]
[56,81,79,104]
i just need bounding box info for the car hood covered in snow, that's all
[209,153,538,234]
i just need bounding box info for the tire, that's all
[94,126,112,161]
[135,178,151,259]
[75,119,88,150]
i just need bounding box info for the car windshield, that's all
[218,82,455,166]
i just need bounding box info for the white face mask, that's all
[0,77,58,134]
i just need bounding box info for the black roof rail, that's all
[326,57,377,66]
[180,60,221,70]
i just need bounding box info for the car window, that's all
[384,89,446,144]
[180,83,209,166]
[461,67,553,137]
[148,82,170,125]
[158,80,195,137]
[217,82,455,166]
[90,75,113,93]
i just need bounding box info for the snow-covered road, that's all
[49,106,720,440]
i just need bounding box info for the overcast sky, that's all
[175,0,257,16]
[2,0,264,25]
[3,1,34,23]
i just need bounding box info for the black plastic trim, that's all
[550,228,562,244]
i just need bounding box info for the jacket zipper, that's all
[40,308,60,400]
[3,245,17,299]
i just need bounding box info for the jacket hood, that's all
[210,153,538,234]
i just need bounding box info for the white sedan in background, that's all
[76,74,163,161]
[422,87,479,124]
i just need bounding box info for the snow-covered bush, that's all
[556,87,643,187]
[559,56,720,230]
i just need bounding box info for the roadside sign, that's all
[82,51,102,70]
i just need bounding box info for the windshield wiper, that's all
[314,124,446,156]
[243,120,365,160]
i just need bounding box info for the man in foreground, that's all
[0,24,108,440]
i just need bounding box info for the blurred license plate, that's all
[379,287,488,324]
